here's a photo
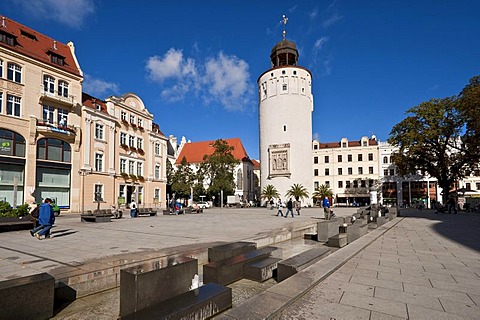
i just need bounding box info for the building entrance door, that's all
[126,185,136,205]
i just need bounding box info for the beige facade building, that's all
[0,16,167,212]
[312,136,379,206]
[0,16,83,209]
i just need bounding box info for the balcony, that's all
[39,85,76,107]
[36,119,77,138]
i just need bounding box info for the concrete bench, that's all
[277,247,331,282]
[347,223,368,243]
[0,216,35,232]
[303,233,318,241]
[208,241,257,262]
[203,246,279,285]
[81,214,111,223]
[317,219,340,242]
[328,233,348,248]
[137,208,157,216]
[120,282,232,320]
[0,273,54,320]
[244,257,281,282]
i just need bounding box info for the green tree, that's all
[388,75,480,203]
[166,160,174,186]
[261,184,280,203]
[312,184,333,205]
[202,139,239,198]
[285,183,309,201]
[171,157,194,199]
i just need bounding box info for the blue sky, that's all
[3,0,480,159]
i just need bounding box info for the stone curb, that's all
[217,217,404,319]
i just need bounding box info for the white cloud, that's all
[322,58,333,76]
[309,7,319,20]
[314,37,329,52]
[11,0,95,28]
[146,49,253,111]
[83,74,119,97]
[327,0,338,11]
[313,133,320,141]
[289,5,298,13]
[323,13,343,28]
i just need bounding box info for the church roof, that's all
[0,16,82,77]
[175,138,250,165]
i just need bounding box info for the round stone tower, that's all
[258,34,314,205]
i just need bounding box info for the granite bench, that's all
[80,214,111,223]
[203,246,279,285]
[277,247,331,282]
[208,241,257,262]
[243,257,281,282]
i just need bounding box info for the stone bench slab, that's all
[81,214,111,223]
[208,241,257,262]
[277,247,331,282]
[243,257,281,282]
[328,234,348,248]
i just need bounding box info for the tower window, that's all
[293,71,297,75]
[282,70,286,75]
[282,84,287,91]
[283,125,287,132]
[271,73,273,77]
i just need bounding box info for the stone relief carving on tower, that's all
[268,143,291,178]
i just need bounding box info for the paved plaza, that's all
[1,207,479,319]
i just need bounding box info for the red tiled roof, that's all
[82,92,108,114]
[318,139,378,149]
[0,16,82,77]
[252,159,260,169]
[175,138,250,165]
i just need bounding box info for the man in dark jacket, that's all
[285,198,294,218]
[30,198,55,239]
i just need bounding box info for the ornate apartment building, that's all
[0,16,167,212]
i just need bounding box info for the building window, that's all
[7,95,21,116]
[129,135,135,147]
[347,154,352,162]
[155,164,160,179]
[121,111,127,121]
[369,167,374,174]
[37,138,71,162]
[338,181,343,188]
[383,156,388,164]
[338,168,342,175]
[358,167,363,174]
[325,168,330,176]
[389,169,395,176]
[58,81,69,97]
[50,54,64,66]
[155,143,160,156]
[154,189,160,202]
[96,104,102,111]
[94,184,103,201]
[314,169,318,176]
[338,155,342,162]
[325,181,330,188]
[363,141,367,146]
[358,154,363,161]
[129,160,135,174]
[42,105,54,123]
[313,144,318,150]
[353,180,358,188]
[346,181,351,188]
[342,142,346,148]
[7,63,21,83]
[283,125,287,132]
[120,159,126,173]
[314,156,318,164]
[368,153,373,161]
[384,169,389,176]
[57,109,68,126]
[282,84,287,90]
[138,118,143,128]
[325,156,329,163]
[0,92,2,113]
[0,59,3,77]
[95,153,103,171]
[476,183,480,190]
[137,138,143,150]
[120,132,127,145]
[95,124,104,140]
[361,180,366,188]
[137,162,143,177]
[314,181,319,189]
[130,114,135,124]
[348,167,352,175]
[43,75,55,93]
[0,129,26,157]
[369,179,374,187]
[0,33,15,46]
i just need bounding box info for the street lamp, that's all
[79,168,91,214]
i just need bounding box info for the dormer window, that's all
[50,53,64,66]
[96,104,102,111]
[0,31,15,46]
[20,30,37,41]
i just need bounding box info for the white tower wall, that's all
[258,66,314,204]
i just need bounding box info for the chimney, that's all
[1,17,5,28]
[53,40,57,50]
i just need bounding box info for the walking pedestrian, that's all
[30,198,55,240]
[448,197,457,214]
[276,199,284,217]
[322,196,331,220]
[130,200,137,218]
[285,198,294,218]
[294,198,301,215]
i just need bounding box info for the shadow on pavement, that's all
[51,230,78,238]
[400,209,480,252]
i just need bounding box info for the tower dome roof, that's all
[270,39,299,67]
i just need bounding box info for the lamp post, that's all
[79,168,90,214]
